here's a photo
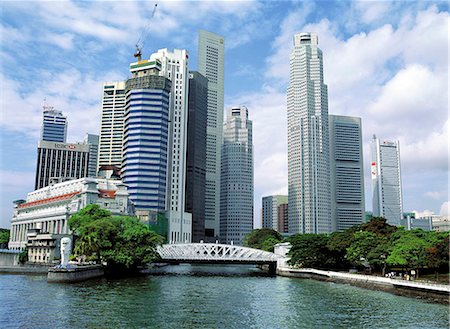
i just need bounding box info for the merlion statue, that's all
[60,237,72,268]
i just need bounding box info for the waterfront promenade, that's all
[277,267,450,304]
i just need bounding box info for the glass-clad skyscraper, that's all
[329,115,365,231]
[122,59,171,217]
[41,105,67,143]
[287,32,331,234]
[371,136,403,225]
[220,106,253,245]
[198,30,225,240]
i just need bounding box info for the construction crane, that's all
[134,3,158,62]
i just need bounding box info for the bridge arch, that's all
[156,243,280,266]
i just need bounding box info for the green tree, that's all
[69,204,112,235]
[243,228,282,252]
[360,217,397,237]
[0,228,10,249]
[345,231,385,268]
[69,206,164,271]
[386,229,432,277]
[288,234,337,269]
[18,248,28,264]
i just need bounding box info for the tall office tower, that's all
[371,136,403,225]
[84,134,99,177]
[287,32,331,234]
[98,81,126,169]
[329,115,365,231]
[277,203,289,233]
[198,30,225,240]
[220,106,253,245]
[149,49,192,243]
[261,195,288,231]
[41,105,67,143]
[121,59,171,231]
[34,141,89,190]
[185,71,208,242]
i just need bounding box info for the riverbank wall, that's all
[277,267,450,304]
[0,264,51,274]
[48,265,104,283]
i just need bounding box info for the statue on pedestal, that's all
[60,237,72,268]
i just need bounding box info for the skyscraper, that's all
[287,32,331,234]
[371,136,403,225]
[220,106,253,245]
[98,81,126,169]
[41,105,67,143]
[329,115,365,231]
[261,195,288,231]
[121,58,171,228]
[198,30,225,240]
[186,71,208,242]
[149,48,192,243]
[35,141,89,190]
[84,133,99,177]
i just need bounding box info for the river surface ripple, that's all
[0,265,448,329]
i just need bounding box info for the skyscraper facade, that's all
[198,30,225,240]
[371,136,403,225]
[121,59,171,223]
[149,48,192,243]
[261,195,288,231]
[84,133,99,177]
[220,106,253,245]
[329,115,365,231]
[287,32,331,234]
[186,71,208,242]
[41,105,67,143]
[98,81,126,169]
[34,141,89,190]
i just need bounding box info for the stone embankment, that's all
[48,264,104,283]
[277,267,450,304]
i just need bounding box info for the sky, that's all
[0,0,449,229]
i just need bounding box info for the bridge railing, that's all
[157,243,280,263]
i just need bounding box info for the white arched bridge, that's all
[156,243,280,273]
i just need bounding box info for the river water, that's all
[0,265,448,328]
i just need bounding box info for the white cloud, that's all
[353,1,393,25]
[44,32,75,50]
[0,69,124,141]
[440,201,450,216]
[413,209,435,218]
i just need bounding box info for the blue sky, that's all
[0,1,449,229]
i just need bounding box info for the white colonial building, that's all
[8,177,134,250]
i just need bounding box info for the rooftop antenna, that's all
[134,3,158,62]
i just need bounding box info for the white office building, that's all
[371,136,403,225]
[198,30,225,240]
[220,106,253,245]
[329,115,365,231]
[8,177,133,250]
[287,32,331,234]
[98,81,126,169]
[149,48,192,243]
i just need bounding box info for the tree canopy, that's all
[243,228,283,252]
[68,205,164,271]
[287,217,449,277]
[0,228,10,249]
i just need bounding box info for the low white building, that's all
[8,177,134,250]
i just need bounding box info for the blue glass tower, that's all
[41,105,67,142]
[122,60,172,215]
